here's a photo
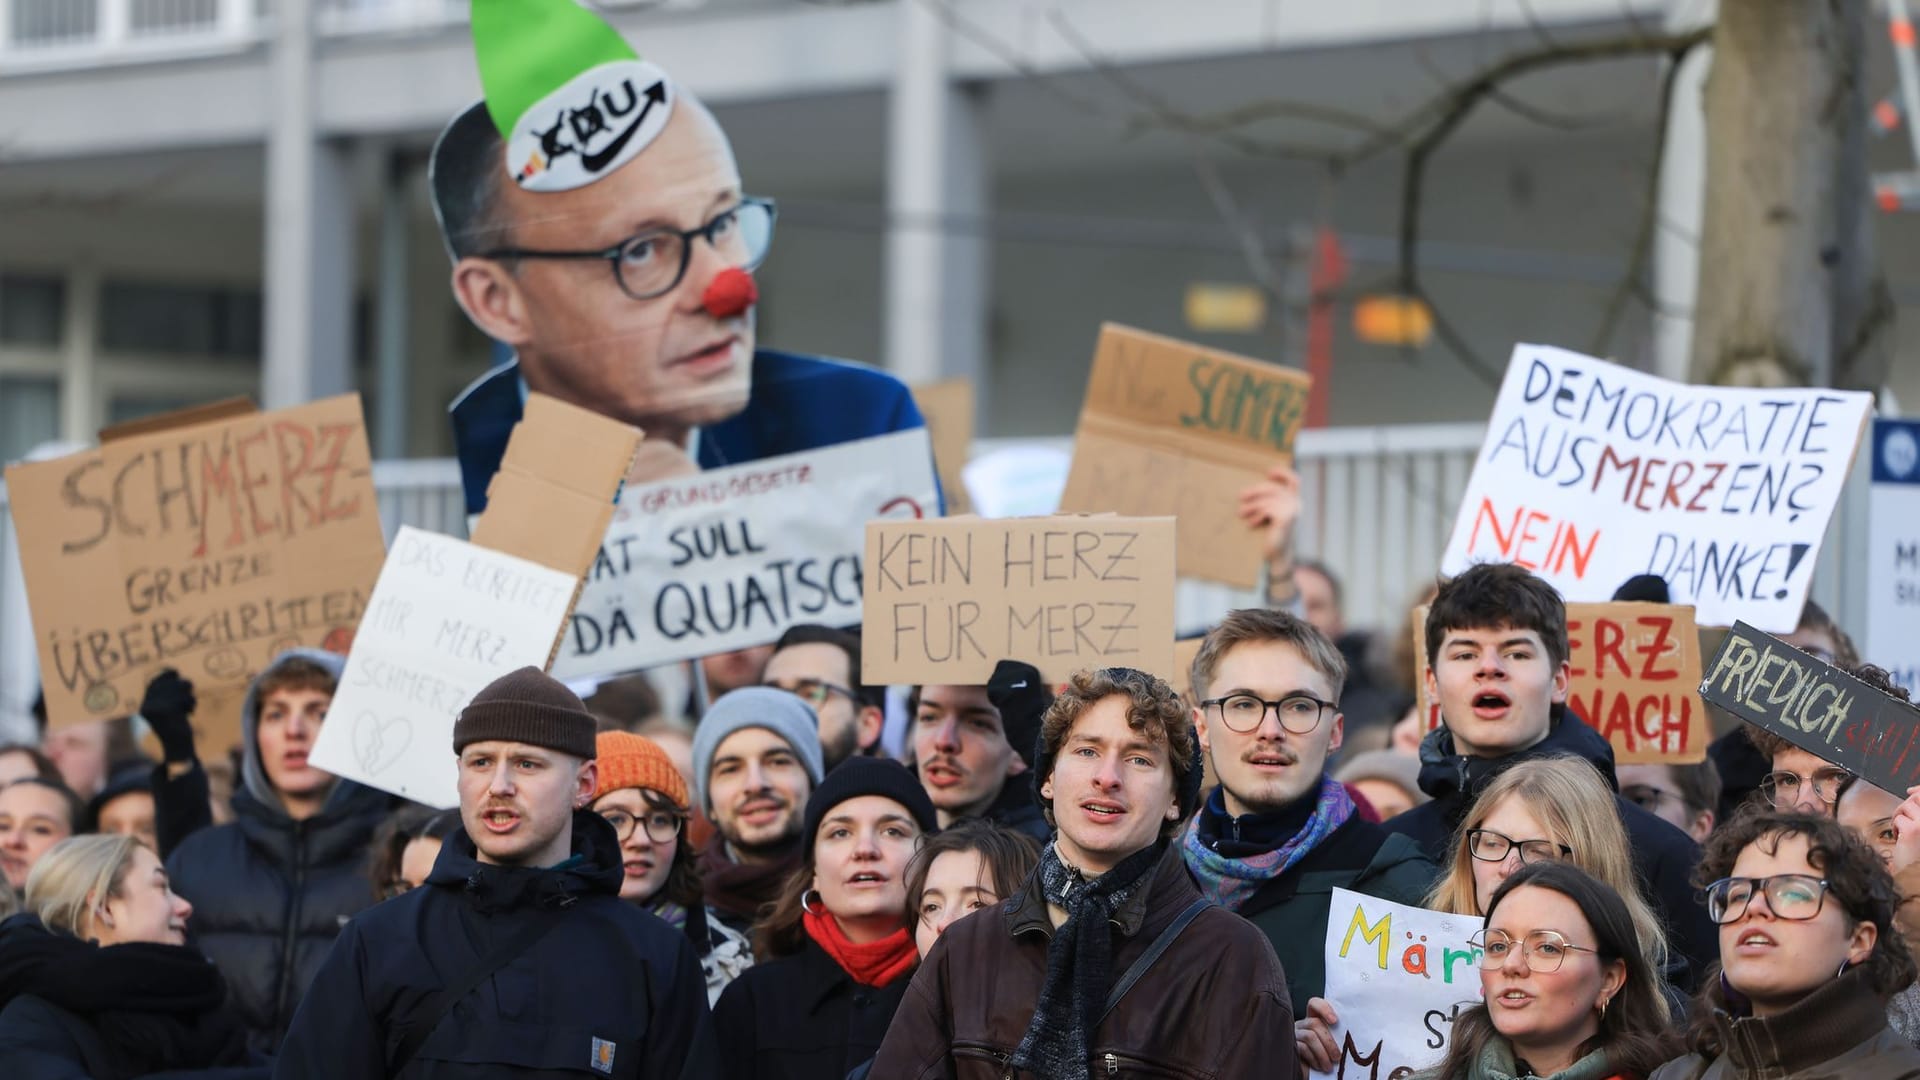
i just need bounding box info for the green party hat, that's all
[470,0,676,193]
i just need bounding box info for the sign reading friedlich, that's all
[861,514,1177,685]
[1309,888,1484,1080]
[1701,621,1920,794]
[1441,344,1872,631]
[1058,324,1310,588]
[553,429,940,679]
[4,396,386,729]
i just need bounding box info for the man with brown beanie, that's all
[873,667,1296,1080]
[276,667,717,1078]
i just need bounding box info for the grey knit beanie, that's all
[691,687,826,813]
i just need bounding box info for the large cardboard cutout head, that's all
[431,0,765,441]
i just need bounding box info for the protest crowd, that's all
[5,2,1920,1080]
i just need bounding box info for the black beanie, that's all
[802,757,939,845]
[1612,574,1671,603]
[987,659,1049,771]
[453,667,598,760]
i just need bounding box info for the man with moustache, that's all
[275,668,715,1078]
[909,662,1050,842]
[1180,609,1435,1072]
[691,688,826,934]
[430,0,930,509]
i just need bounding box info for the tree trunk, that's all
[1690,0,1850,387]
[1829,0,1897,393]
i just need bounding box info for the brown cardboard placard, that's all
[912,379,975,515]
[1414,601,1708,763]
[862,514,1177,685]
[5,394,386,733]
[468,392,642,580]
[1057,324,1310,588]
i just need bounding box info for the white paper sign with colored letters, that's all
[553,428,940,678]
[1441,344,1872,631]
[311,527,581,808]
[1309,888,1486,1080]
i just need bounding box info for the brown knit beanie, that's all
[452,667,597,760]
[591,731,689,808]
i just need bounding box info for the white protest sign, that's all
[1441,345,1872,631]
[553,428,939,679]
[1310,888,1484,1080]
[1866,418,1920,695]
[311,527,581,808]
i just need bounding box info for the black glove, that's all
[140,668,199,763]
[987,660,1049,773]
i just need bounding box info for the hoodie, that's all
[164,649,393,1054]
[1380,712,1716,992]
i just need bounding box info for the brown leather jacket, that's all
[871,846,1297,1079]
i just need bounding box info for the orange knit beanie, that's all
[592,731,690,808]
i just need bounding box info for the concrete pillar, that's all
[263,0,355,408]
[374,151,414,459]
[884,0,991,393]
[1651,6,1715,383]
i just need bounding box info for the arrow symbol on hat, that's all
[582,81,669,174]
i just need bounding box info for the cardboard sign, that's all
[553,429,940,679]
[913,380,974,516]
[3,395,385,730]
[1310,888,1484,1080]
[310,528,580,807]
[1058,324,1310,588]
[310,393,641,806]
[1865,419,1920,695]
[861,514,1177,684]
[1440,344,1872,631]
[1412,602,1708,763]
[1701,621,1920,793]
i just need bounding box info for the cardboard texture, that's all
[555,428,940,679]
[912,379,975,515]
[861,514,1177,685]
[4,395,385,733]
[468,393,642,578]
[1414,601,1708,763]
[1057,324,1310,588]
[1440,344,1873,631]
[1702,621,1920,793]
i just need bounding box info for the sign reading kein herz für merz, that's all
[1701,621,1920,793]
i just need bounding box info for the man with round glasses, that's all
[430,0,932,514]
[1179,607,1434,1071]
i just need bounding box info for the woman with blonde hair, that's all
[0,834,260,1077]
[1428,757,1673,988]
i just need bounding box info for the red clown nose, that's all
[702,267,759,320]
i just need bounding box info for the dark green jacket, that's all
[1229,814,1437,1017]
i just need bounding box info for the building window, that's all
[0,274,65,348]
[0,377,60,465]
[99,281,262,360]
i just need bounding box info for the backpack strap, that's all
[1100,899,1210,1024]
[389,911,566,1073]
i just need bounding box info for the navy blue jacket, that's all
[449,350,928,515]
[272,811,716,1080]
[711,936,911,1080]
[1381,714,1717,992]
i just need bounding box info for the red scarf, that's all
[802,908,918,988]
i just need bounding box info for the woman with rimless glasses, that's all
[591,730,753,1003]
[1417,861,1677,1080]
[1649,811,1920,1080]
[1423,759,1674,996]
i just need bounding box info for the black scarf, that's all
[1008,842,1162,1080]
[0,914,249,1078]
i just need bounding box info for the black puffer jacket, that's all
[273,811,717,1079]
[712,936,912,1080]
[0,913,264,1080]
[1381,712,1716,991]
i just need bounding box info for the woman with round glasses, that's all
[1425,759,1671,989]
[1650,811,1920,1079]
[1418,861,1676,1080]
[590,731,752,1003]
